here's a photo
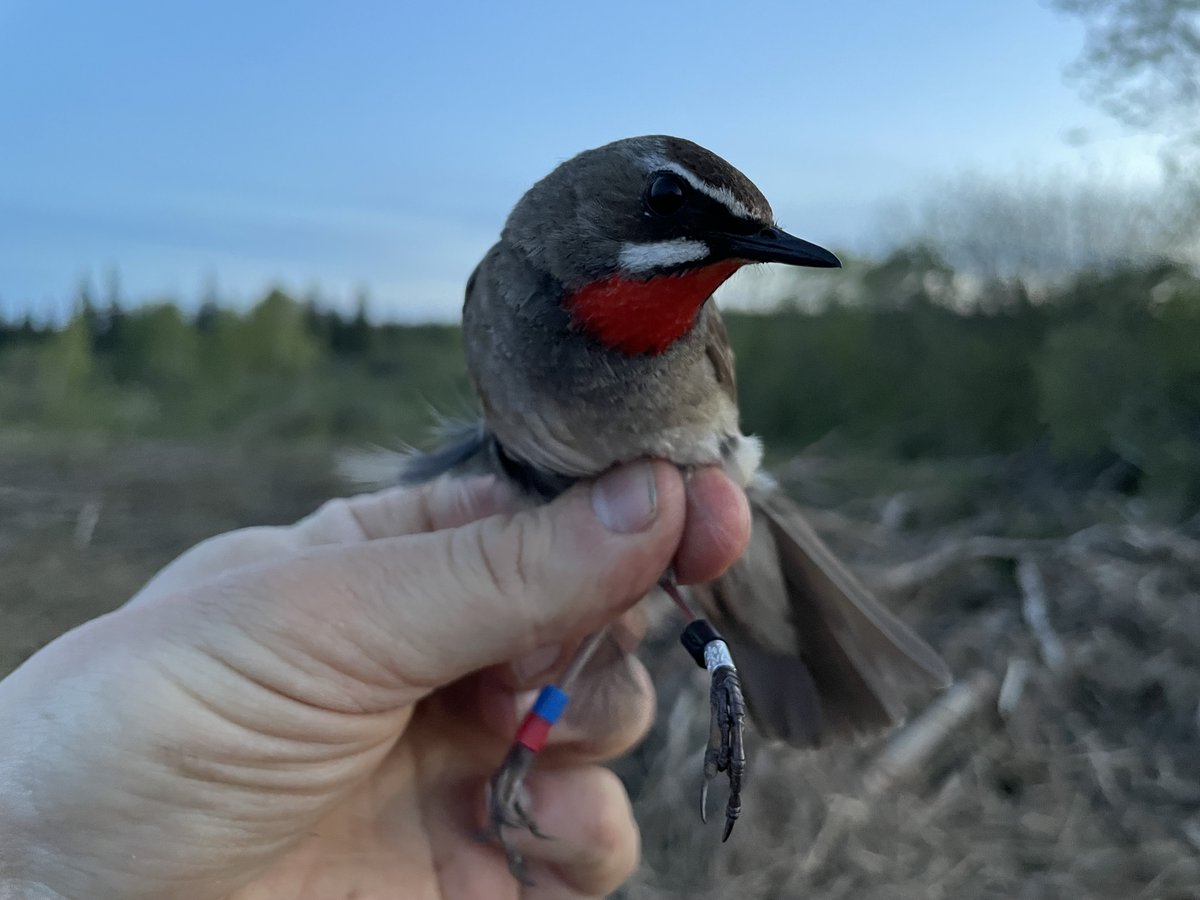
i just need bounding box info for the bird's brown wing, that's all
[691,481,951,747]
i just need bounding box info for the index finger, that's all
[131,476,519,607]
[291,475,520,544]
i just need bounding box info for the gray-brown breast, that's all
[463,243,741,478]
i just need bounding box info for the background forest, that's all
[5,250,1200,515]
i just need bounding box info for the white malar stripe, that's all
[641,155,758,221]
[618,238,710,273]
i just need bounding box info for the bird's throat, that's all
[565,260,744,356]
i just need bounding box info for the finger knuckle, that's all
[444,475,503,526]
[468,516,533,605]
[573,769,641,890]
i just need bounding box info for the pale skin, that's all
[0,461,750,900]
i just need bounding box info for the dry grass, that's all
[617,460,1200,899]
[0,436,339,673]
[2,439,1197,898]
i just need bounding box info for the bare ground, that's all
[2,439,1197,898]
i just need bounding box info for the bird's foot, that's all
[700,663,746,841]
[484,743,548,883]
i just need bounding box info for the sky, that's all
[0,0,1161,321]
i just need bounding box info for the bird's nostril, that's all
[760,226,779,239]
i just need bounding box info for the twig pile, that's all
[616,479,1200,899]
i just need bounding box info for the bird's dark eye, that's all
[645,173,687,216]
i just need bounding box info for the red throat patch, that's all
[564,260,744,356]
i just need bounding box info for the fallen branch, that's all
[863,669,999,798]
[1123,525,1200,567]
[874,520,1192,595]
[1017,557,1068,675]
[998,657,1031,719]
[876,536,1051,593]
[73,500,102,549]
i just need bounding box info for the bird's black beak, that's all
[717,226,841,268]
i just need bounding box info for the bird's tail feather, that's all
[334,419,492,492]
[396,418,492,485]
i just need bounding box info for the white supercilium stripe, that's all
[640,155,757,221]
[618,238,710,273]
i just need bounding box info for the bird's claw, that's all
[484,743,547,883]
[701,664,746,841]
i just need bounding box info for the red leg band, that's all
[514,711,553,753]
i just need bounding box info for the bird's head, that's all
[501,135,840,355]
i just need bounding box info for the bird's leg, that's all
[702,655,746,841]
[485,628,608,883]
[484,742,541,884]
[661,575,747,841]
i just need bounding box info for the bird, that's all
[399,134,951,880]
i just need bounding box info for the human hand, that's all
[0,462,750,899]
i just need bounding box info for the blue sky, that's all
[0,0,1156,321]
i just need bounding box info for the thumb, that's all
[177,461,687,711]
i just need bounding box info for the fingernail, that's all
[512,644,561,684]
[592,462,657,533]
